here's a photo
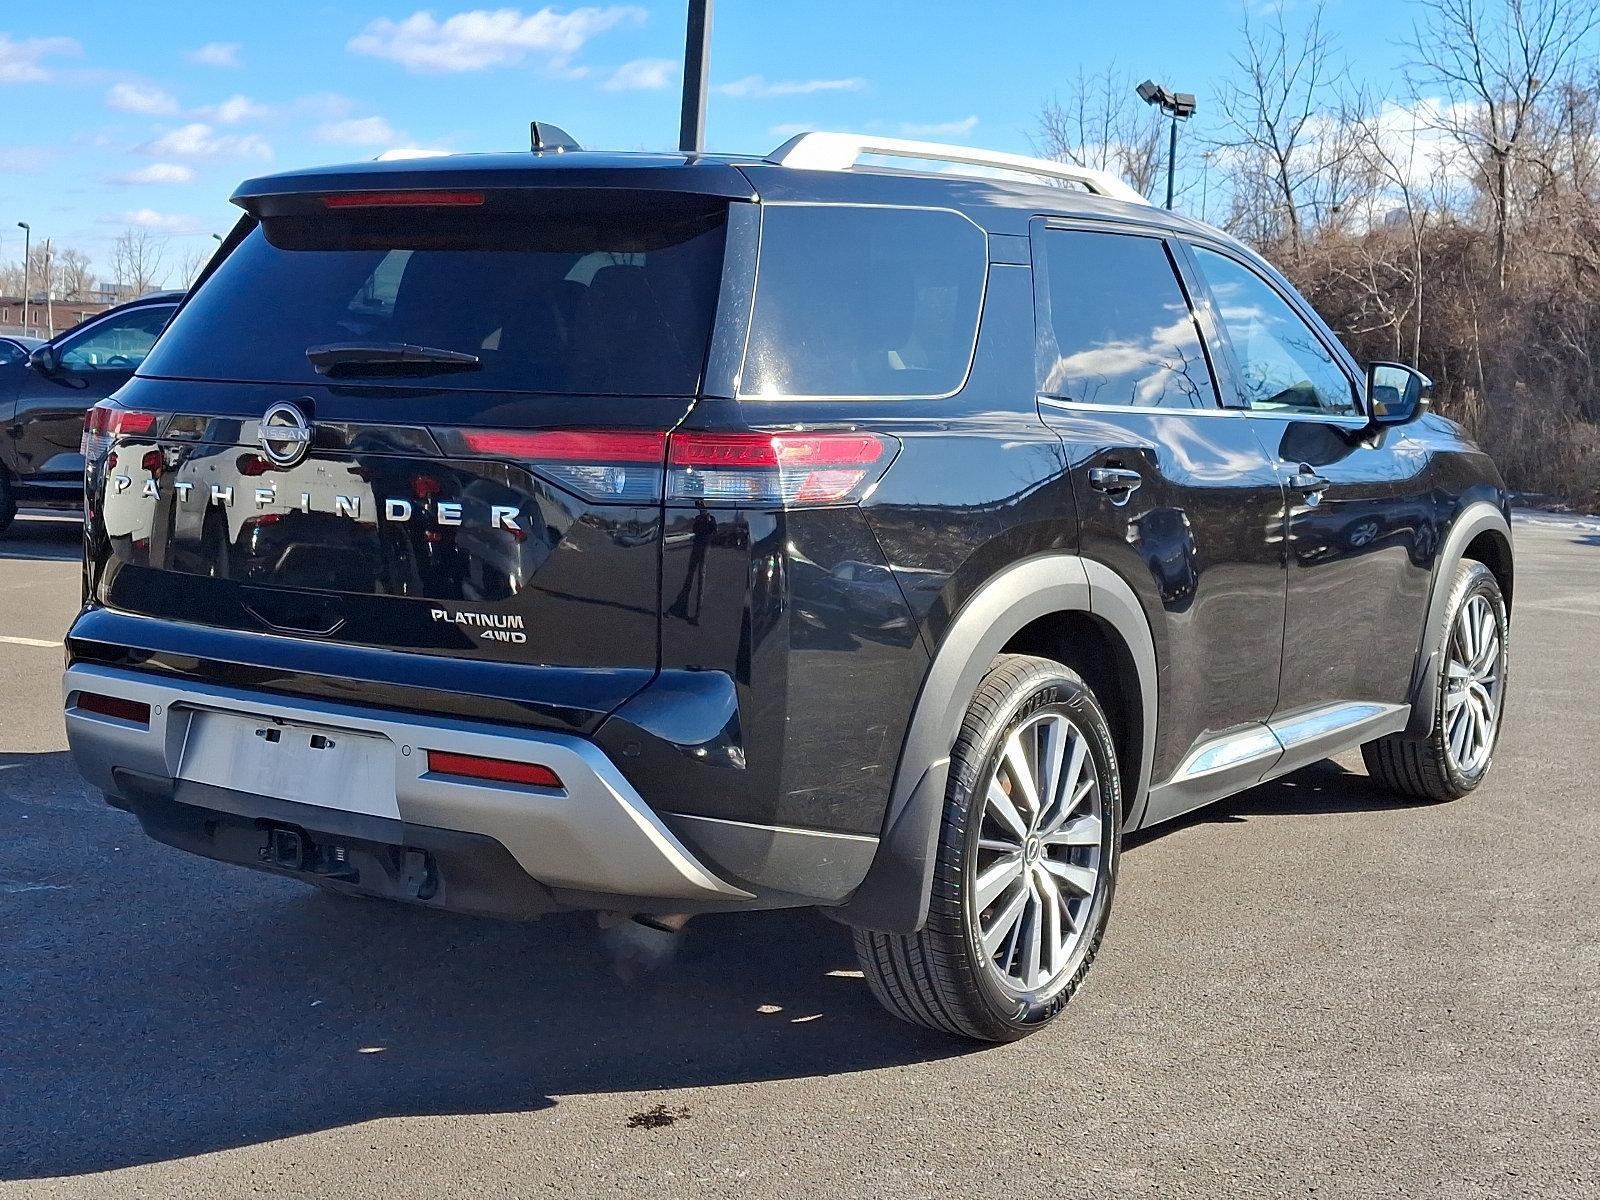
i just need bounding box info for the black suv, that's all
[0,292,182,534]
[63,133,1513,1042]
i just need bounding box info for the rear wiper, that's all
[306,342,481,376]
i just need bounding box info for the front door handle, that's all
[1088,467,1143,501]
[1286,467,1331,494]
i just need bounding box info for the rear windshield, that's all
[140,192,727,395]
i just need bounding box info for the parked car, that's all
[0,292,182,533]
[62,132,1512,1042]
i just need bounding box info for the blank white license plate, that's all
[179,711,399,821]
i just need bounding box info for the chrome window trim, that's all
[736,202,990,404]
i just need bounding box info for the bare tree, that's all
[111,228,168,297]
[1410,0,1600,288]
[176,246,213,290]
[56,248,96,301]
[1033,65,1169,200]
[1214,1,1366,258]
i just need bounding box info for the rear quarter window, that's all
[741,205,986,399]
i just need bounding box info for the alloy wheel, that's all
[971,710,1104,997]
[1443,593,1503,775]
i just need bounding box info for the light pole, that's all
[678,0,713,153]
[1136,81,1197,210]
[16,222,30,333]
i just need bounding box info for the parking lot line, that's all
[0,635,61,648]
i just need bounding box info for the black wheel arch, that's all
[827,553,1157,935]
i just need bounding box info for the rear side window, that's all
[139,192,727,396]
[742,205,986,399]
[1034,229,1217,410]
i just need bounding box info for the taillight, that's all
[82,402,158,462]
[668,432,894,506]
[75,691,151,725]
[426,750,562,789]
[439,428,896,508]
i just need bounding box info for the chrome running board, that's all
[1138,701,1409,829]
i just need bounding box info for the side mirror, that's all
[27,344,60,375]
[1366,362,1431,426]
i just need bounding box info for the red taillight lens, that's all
[426,750,562,789]
[75,692,151,725]
[82,403,158,461]
[442,429,667,503]
[668,431,895,506]
[322,191,484,208]
[438,427,896,508]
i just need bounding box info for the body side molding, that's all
[828,552,1158,934]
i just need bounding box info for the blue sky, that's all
[1,1,1421,281]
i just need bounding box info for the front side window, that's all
[58,305,173,372]
[742,205,986,399]
[1192,247,1356,416]
[1035,229,1217,409]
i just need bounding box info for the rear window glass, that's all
[140,193,727,395]
[1035,229,1217,410]
[742,205,986,399]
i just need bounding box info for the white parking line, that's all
[0,635,60,649]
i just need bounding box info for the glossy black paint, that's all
[69,149,1511,886]
[1,294,180,510]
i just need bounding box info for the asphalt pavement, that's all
[1,510,1596,1199]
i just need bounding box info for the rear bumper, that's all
[64,663,755,913]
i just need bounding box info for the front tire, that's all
[0,470,16,537]
[1363,559,1509,801]
[854,654,1121,1042]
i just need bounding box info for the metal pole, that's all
[18,223,30,333]
[1165,112,1178,210]
[678,0,713,153]
[44,240,54,338]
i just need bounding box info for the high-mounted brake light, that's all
[82,402,159,461]
[322,191,485,209]
[439,428,896,508]
[426,750,562,790]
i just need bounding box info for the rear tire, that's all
[0,470,16,537]
[853,654,1121,1042]
[1362,560,1508,801]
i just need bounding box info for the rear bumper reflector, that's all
[426,750,562,790]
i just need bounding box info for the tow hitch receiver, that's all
[259,825,359,882]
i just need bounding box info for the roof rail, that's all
[765,132,1149,205]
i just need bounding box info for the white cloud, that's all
[0,34,80,84]
[316,116,405,146]
[768,122,814,139]
[715,75,866,99]
[188,42,242,68]
[348,6,647,73]
[113,163,198,186]
[603,57,675,92]
[898,116,979,138]
[107,81,181,116]
[97,209,204,234]
[140,123,273,162]
[295,92,358,119]
[196,94,271,124]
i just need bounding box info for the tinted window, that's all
[742,205,985,398]
[58,305,173,372]
[1035,230,1217,410]
[141,194,727,396]
[0,341,24,365]
[1192,247,1355,415]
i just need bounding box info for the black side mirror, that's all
[1366,362,1431,426]
[27,344,60,375]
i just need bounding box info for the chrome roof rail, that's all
[765,131,1149,205]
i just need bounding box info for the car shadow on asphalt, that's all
[0,750,970,1180]
[0,513,81,562]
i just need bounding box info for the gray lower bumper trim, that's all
[63,663,752,903]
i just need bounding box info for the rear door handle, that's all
[1088,467,1143,500]
[1286,468,1331,494]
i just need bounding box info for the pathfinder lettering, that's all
[109,476,524,532]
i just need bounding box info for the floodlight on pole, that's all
[1137,80,1197,210]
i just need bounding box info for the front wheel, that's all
[1363,559,1509,801]
[854,654,1122,1042]
[0,470,16,537]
